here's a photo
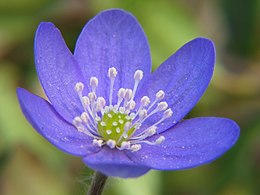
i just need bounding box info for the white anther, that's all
[90,77,98,89]
[124,121,131,131]
[119,107,125,114]
[108,67,117,78]
[82,96,90,106]
[120,141,131,150]
[117,88,126,98]
[88,92,96,102]
[75,82,84,92]
[147,126,157,136]
[124,89,133,100]
[118,119,124,124]
[72,116,82,126]
[132,70,144,100]
[155,136,165,144]
[140,96,150,107]
[156,90,165,100]
[96,97,106,111]
[130,113,135,119]
[134,70,143,81]
[81,112,89,123]
[126,100,136,110]
[156,102,168,111]
[131,144,142,152]
[107,139,116,148]
[125,116,131,120]
[139,109,147,119]
[103,106,109,113]
[164,108,173,118]
[106,130,112,135]
[93,139,103,147]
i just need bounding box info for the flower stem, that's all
[87,171,108,195]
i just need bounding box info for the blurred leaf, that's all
[1,146,71,195]
[0,63,72,170]
[105,171,161,195]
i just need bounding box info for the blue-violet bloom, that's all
[17,9,240,178]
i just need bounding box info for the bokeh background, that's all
[0,0,259,194]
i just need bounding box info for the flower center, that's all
[97,110,135,145]
[72,67,172,152]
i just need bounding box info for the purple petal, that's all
[17,88,98,156]
[74,9,151,102]
[35,22,86,123]
[139,38,215,133]
[83,147,150,178]
[129,117,239,170]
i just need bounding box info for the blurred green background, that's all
[0,0,259,194]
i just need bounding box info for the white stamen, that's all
[132,70,143,100]
[156,90,165,100]
[108,67,118,78]
[124,89,133,102]
[93,139,103,147]
[82,96,90,107]
[108,67,117,105]
[156,102,168,111]
[147,90,166,111]
[139,109,147,120]
[81,112,89,123]
[119,141,131,150]
[140,96,150,107]
[88,92,96,102]
[164,108,173,118]
[96,97,106,111]
[131,144,142,152]
[117,88,126,107]
[134,70,143,81]
[117,122,131,144]
[126,100,136,111]
[107,139,116,148]
[90,77,98,92]
[152,108,174,128]
[75,82,84,93]
[72,116,82,126]
[119,107,125,114]
[155,136,165,144]
[131,126,157,140]
[136,135,165,146]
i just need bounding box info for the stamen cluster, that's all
[73,67,172,152]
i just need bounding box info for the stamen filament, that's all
[108,67,118,105]
[131,70,143,100]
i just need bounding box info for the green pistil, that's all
[98,110,135,145]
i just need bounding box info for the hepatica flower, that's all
[17,9,239,178]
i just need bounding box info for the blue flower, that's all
[17,9,239,178]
